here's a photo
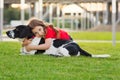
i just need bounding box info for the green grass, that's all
[69,32,120,40]
[0,41,120,80]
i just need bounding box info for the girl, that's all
[22,18,72,52]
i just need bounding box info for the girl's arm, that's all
[22,38,33,47]
[25,38,52,52]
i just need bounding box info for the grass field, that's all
[69,32,120,40]
[0,42,120,80]
[0,32,120,80]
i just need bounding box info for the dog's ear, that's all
[19,28,28,38]
[26,25,34,39]
[27,29,34,39]
[20,26,29,38]
[19,26,34,39]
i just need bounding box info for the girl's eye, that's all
[39,29,41,31]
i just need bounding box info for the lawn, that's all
[69,32,120,40]
[0,41,120,80]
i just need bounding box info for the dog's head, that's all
[6,25,34,39]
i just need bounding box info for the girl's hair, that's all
[27,18,59,34]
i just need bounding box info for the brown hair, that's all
[27,18,60,37]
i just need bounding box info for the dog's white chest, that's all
[21,37,41,55]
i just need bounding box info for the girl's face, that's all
[32,26,45,37]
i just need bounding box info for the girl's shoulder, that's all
[46,26,56,34]
[46,26,53,31]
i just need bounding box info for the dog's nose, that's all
[6,31,15,39]
[6,31,11,37]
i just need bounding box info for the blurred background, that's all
[0,0,119,29]
[0,0,120,45]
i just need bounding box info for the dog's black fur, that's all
[52,39,91,56]
[6,25,92,57]
[6,25,34,39]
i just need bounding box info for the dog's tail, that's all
[91,54,110,58]
[78,47,110,58]
[78,47,92,57]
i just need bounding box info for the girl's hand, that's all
[22,38,33,47]
[24,38,52,52]
[25,45,32,52]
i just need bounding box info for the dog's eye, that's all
[15,29,19,31]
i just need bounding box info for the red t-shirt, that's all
[45,27,70,40]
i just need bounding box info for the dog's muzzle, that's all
[6,30,15,39]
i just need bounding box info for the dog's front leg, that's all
[20,37,41,55]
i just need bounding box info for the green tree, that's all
[4,7,29,24]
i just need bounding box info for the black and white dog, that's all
[6,25,110,58]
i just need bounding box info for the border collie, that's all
[6,25,110,58]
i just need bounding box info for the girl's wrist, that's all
[25,45,31,52]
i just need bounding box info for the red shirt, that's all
[45,27,70,40]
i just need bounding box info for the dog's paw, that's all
[48,54,63,57]
[19,53,26,55]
